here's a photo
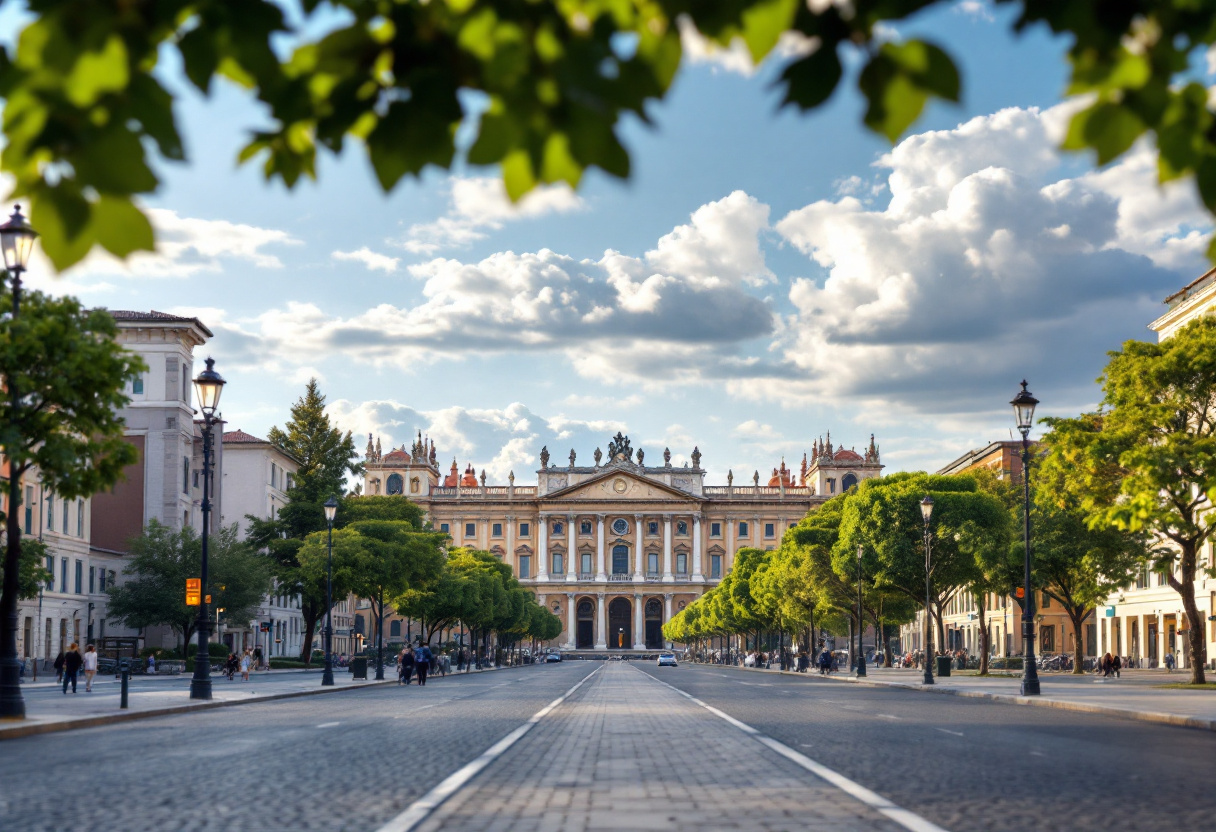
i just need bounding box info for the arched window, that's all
[645,598,662,619]
[386,473,404,494]
[577,600,594,619]
[841,472,859,491]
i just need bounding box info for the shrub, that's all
[269,658,309,669]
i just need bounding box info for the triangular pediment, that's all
[542,468,698,502]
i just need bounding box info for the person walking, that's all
[82,644,99,692]
[240,649,252,681]
[399,646,415,685]
[1101,652,1112,677]
[415,643,432,686]
[53,649,65,684]
[1164,652,1175,673]
[225,653,239,681]
[62,643,83,694]
[1112,654,1121,678]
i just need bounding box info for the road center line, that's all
[374,666,601,832]
[638,667,950,832]
[316,722,340,729]
[935,728,964,737]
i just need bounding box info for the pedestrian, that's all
[1164,652,1175,673]
[1112,654,1121,678]
[399,646,415,685]
[147,654,156,674]
[225,653,238,680]
[62,642,82,694]
[240,650,252,681]
[82,644,98,692]
[53,649,65,684]
[415,643,432,686]
[1101,652,1112,677]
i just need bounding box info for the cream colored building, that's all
[1092,269,1216,669]
[362,431,883,650]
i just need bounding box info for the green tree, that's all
[0,290,144,715]
[267,379,362,504]
[106,520,273,652]
[1043,317,1216,684]
[0,538,51,603]
[9,2,1216,269]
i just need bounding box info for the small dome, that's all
[834,448,863,462]
[383,448,411,463]
[460,464,478,487]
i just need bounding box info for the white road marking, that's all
[374,666,601,832]
[639,667,951,832]
[877,714,900,720]
[934,728,964,737]
[1030,751,1045,757]
[316,722,340,729]
[799,743,815,748]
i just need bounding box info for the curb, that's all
[704,663,1216,733]
[0,665,510,742]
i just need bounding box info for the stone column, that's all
[634,592,644,647]
[566,515,577,581]
[505,515,516,575]
[692,515,703,582]
[725,516,734,573]
[664,593,673,622]
[596,514,607,581]
[537,516,547,581]
[662,516,673,580]
[634,514,645,580]
[595,593,607,649]
[1156,613,1166,667]
[565,592,576,649]
[533,513,547,581]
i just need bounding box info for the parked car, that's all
[544,652,563,663]
[657,653,678,667]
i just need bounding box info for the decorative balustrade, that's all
[430,486,539,498]
[702,486,813,498]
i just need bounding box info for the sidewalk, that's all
[413,662,909,832]
[723,662,1216,731]
[0,664,506,741]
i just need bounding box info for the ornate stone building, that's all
[362,431,883,651]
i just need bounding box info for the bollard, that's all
[119,660,130,709]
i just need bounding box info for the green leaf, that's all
[740,0,799,64]
[65,35,129,107]
[458,8,498,62]
[778,45,842,111]
[1195,156,1216,215]
[30,188,95,271]
[859,40,960,143]
[177,28,220,94]
[540,132,582,188]
[1082,102,1147,165]
[92,195,155,259]
[72,126,159,195]
[501,149,536,202]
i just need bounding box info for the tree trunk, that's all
[1171,544,1207,684]
[300,609,320,665]
[933,600,947,656]
[977,595,990,675]
[1069,607,1088,674]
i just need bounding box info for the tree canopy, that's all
[10,1,1216,269]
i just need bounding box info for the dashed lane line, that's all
[373,666,602,832]
[637,666,950,832]
[316,722,340,729]
[935,728,964,737]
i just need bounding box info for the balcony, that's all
[578,573,596,582]
[645,572,661,582]
[607,573,632,582]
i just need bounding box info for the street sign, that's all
[1015,587,1025,598]
[185,578,201,606]
[260,622,271,632]
[204,594,211,604]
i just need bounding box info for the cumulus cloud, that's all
[678,16,818,77]
[400,177,583,255]
[67,209,299,280]
[332,247,400,273]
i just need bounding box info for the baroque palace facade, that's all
[362,431,882,651]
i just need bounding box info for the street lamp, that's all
[322,495,338,686]
[920,495,934,686]
[1011,380,1041,696]
[0,205,38,719]
[856,543,867,677]
[189,357,225,701]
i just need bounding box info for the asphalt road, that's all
[0,662,596,832]
[634,662,1216,832]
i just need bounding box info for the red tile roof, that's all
[223,429,268,444]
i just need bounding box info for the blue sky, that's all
[28,2,1213,485]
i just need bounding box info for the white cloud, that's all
[400,176,583,255]
[677,16,818,77]
[332,247,400,273]
[66,209,299,280]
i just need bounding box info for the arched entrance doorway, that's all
[576,599,594,649]
[608,597,632,649]
[644,598,663,649]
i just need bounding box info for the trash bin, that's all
[350,657,368,680]
[936,655,951,677]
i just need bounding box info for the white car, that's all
[657,653,678,667]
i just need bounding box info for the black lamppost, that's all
[375,587,386,681]
[321,495,338,686]
[856,543,867,677]
[189,358,225,701]
[0,206,37,719]
[920,495,934,686]
[1011,380,1041,696]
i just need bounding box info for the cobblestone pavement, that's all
[0,663,592,832]
[413,662,906,832]
[636,662,1216,832]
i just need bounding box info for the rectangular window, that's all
[286,474,294,491]
[1041,592,1050,608]
[183,457,190,494]
[648,521,658,535]
[518,556,531,579]
[519,522,530,537]
[648,553,659,574]
[765,523,775,538]
[492,523,503,537]
[465,522,475,538]
[677,521,688,535]
[710,522,721,537]
[676,553,687,574]
[738,521,749,537]
[98,568,106,592]
[710,555,722,578]
[89,566,95,595]
[47,493,54,530]
[553,522,564,535]
[271,463,277,487]
[581,552,593,574]
[75,560,83,594]
[77,500,84,537]
[580,521,592,535]
[24,486,32,534]
[45,556,54,590]
[182,363,189,402]
[552,553,563,575]
[60,558,68,593]
[132,376,144,395]
[439,523,450,534]
[62,499,69,534]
